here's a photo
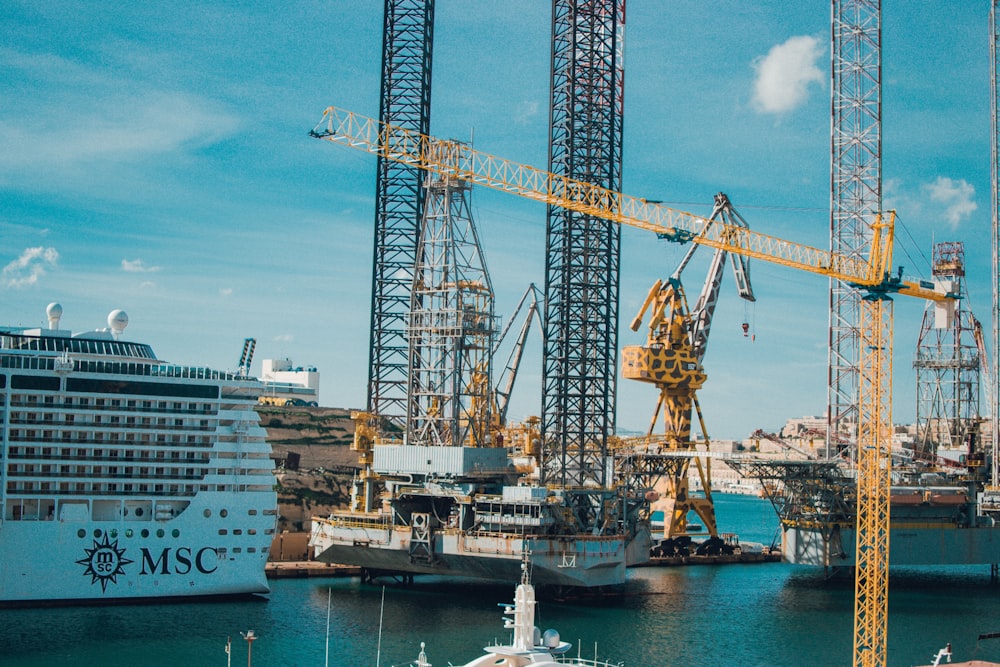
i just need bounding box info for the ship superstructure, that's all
[0,304,277,604]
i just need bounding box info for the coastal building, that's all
[258,359,320,406]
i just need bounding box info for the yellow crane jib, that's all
[311,106,949,305]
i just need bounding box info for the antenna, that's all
[376,585,385,667]
[325,587,332,667]
[46,302,62,330]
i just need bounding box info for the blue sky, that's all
[1,2,992,440]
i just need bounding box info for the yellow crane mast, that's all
[311,105,954,667]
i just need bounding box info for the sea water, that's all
[2,494,999,667]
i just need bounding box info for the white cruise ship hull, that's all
[0,490,276,604]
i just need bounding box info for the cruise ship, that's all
[0,304,277,604]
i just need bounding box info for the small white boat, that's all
[399,562,623,667]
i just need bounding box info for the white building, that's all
[258,359,320,406]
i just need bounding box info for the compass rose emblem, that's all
[76,534,133,592]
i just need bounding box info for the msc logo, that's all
[77,540,220,592]
[77,535,133,592]
[139,547,218,575]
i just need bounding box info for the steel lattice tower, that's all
[991,1,1000,487]
[406,144,496,448]
[542,1,625,491]
[367,0,434,425]
[913,243,981,456]
[828,1,882,455]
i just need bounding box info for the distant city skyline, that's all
[2,2,992,439]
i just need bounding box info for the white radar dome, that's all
[46,303,63,329]
[108,309,129,335]
[542,629,561,648]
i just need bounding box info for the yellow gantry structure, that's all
[311,105,953,667]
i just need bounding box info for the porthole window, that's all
[77,529,86,538]
[172,529,180,538]
[125,529,134,538]
[135,507,144,517]
[110,529,118,538]
[220,509,228,518]
[156,529,164,538]
[93,529,102,538]
[141,529,149,538]
[203,509,212,518]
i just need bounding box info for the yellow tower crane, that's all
[311,105,955,667]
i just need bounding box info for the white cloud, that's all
[883,177,920,219]
[922,176,976,229]
[0,93,237,172]
[3,246,59,288]
[752,35,824,114]
[515,101,540,125]
[122,258,161,273]
[0,48,240,179]
[274,334,294,343]
[220,288,233,297]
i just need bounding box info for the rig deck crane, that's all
[311,105,954,667]
[492,283,543,427]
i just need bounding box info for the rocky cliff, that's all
[257,406,359,533]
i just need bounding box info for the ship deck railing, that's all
[6,471,211,480]
[315,514,393,530]
[8,450,214,461]
[5,486,201,496]
[0,353,257,383]
[7,420,219,432]
[6,400,220,415]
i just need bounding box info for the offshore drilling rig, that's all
[309,134,636,588]
[310,2,639,589]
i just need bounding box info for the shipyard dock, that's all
[265,561,361,579]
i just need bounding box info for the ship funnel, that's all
[108,309,129,339]
[46,302,63,330]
